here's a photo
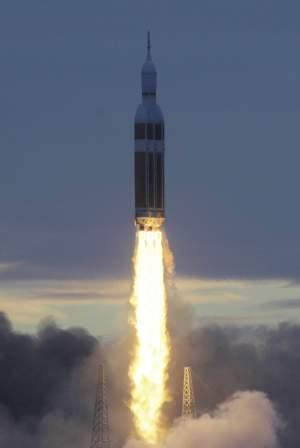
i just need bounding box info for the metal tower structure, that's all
[89,364,110,448]
[182,366,196,418]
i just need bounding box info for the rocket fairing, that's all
[134,32,165,231]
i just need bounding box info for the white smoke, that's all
[125,391,282,448]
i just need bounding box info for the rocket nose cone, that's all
[142,62,157,95]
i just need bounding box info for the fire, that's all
[129,229,170,444]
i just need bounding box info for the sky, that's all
[1,0,300,332]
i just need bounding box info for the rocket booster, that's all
[134,32,165,231]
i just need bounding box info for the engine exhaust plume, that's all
[129,230,170,444]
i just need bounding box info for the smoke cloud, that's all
[125,392,281,448]
[164,391,281,448]
[0,310,135,448]
[0,312,100,447]
[1,308,300,447]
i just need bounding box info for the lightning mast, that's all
[182,366,196,418]
[89,364,110,448]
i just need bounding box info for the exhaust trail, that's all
[129,33,169,444]
[129,229,170,444]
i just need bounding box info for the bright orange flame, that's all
[129,230,170,444]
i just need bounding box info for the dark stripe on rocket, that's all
[134,122,165,214]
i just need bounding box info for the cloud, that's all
[0,278,130,329]
[164,391,281,448]
[0,313,95,447]
[125,392,281,448]
[0,313,97,421]
[175,277,255,304]
[260,298,300,310]
[0,312,132,448]
[0,278,130,304]
[2,273,300,338]
[0,262,21,273]
[0,296,64,326]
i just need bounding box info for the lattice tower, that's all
[89,364,110,448]
[182,366,196,418]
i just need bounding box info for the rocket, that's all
[134,32,165,231]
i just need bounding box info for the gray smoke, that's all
[0,311,134,448]
[0,312,100,447]
[1,307,300,447]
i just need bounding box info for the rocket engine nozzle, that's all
[135,216,165,232]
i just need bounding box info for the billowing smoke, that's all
[0,311,134,448]
[164,391,281,448]
[125,391,281,448]
[0,312,101,448]
[1,307,300,447]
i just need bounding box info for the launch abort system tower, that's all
[134,32,165,231]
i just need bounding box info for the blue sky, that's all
[1,1,300,333]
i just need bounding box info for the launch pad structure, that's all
[88,365,197,447]
[89,364,110,448]
[182,366,197,418]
